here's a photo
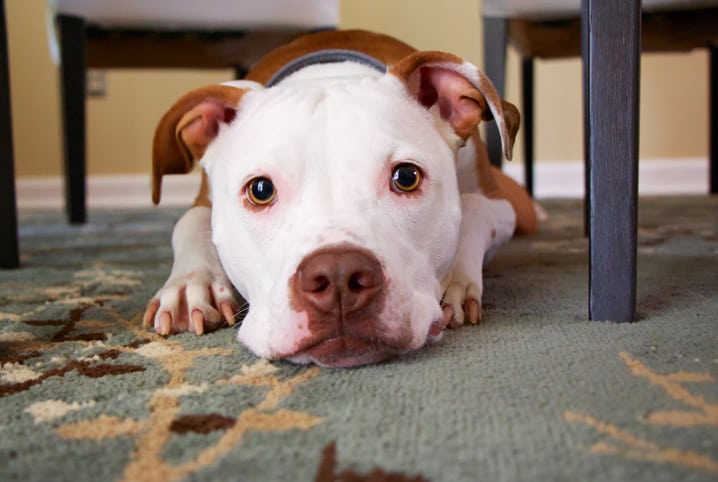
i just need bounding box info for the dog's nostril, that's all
[348,274,363,292]
[348,271,377,292]
[312,276,330,293]
[301,271,331,294]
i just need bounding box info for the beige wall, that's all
[6,0,709,177]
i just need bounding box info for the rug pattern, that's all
[1,197,717,481]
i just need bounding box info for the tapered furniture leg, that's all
[581,4,591,236]
[234,65,249,80]
[483,17,508,168]
[710,44,717,194]
[58,15,87,224]
[583,0,640,322]
[521,57,534,196]
[0,0,18,268]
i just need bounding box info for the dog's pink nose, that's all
[296,248,384,315]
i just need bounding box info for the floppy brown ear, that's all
[389,51,519,160]
[152,85,249,204]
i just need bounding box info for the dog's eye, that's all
[391,163,422,193]
[246,177,276,205]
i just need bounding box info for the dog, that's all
[143,30,537,367]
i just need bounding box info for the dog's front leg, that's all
[143,206,240,335]
[442,193,516,327]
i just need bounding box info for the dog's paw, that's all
[142,271,240,336]
[440,277,483,330]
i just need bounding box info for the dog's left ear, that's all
[390,51,519,160]
[152,83,256,204]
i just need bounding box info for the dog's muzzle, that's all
[287,245,402,367]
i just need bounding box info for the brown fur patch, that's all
[152,85,249,205]
[245,30,416,85]
[491,166,538,235]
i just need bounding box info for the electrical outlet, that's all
[87,70,107,97]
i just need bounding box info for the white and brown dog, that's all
[143,30,537,367]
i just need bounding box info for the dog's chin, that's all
[286,336,401,368]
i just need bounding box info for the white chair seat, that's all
[52,0,338,30]
[483,0,718,18]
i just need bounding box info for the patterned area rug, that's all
[1,197,717,482]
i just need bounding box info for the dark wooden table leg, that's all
[710,44,717,194]
[483,17,508,168]
[581,3,591,237]
[0,0,18,269]
[521,57,534,196]
[583,0,640,322]
[58,15,87,224]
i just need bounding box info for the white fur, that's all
[204,75,461,359]
[150,206,237,333]
[150,61,517,366]
[442,194,515,325]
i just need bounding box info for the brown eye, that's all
[246,177,276,205]
[391,163,422,192]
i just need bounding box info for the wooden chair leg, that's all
[234,65,249,80]
[583,0,640,322]
[0,0,18,269]
[521,57,534,196]
[58,15,87,224]
[483,17,508,168]
[711,44,717,194]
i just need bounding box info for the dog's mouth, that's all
[287,335,400,368]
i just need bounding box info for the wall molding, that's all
[16,173,202,210]
[15,158,710,210]
[503,157,708,198]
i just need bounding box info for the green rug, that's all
[1,196,717,482]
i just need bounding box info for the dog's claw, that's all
[144,270,239,336]
[191,310,205,335]
[466,298,481,324]
[143,300,160,327]
[158,312,172,336]
[429,306,454,338]
[220,302,237,326]
[442,305,454,328]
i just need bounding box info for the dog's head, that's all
[153,51,518,367]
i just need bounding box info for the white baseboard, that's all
[503,157,709,198]
[16,173,203,210]
[15,158,710,210]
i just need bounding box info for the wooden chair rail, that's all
[84,26,316,69]
[509,7,718,59]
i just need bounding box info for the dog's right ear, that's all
[389,51,519,160]
[152,83,254,204]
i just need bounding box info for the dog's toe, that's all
[146,271,239,336]
[442,280,483,328]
